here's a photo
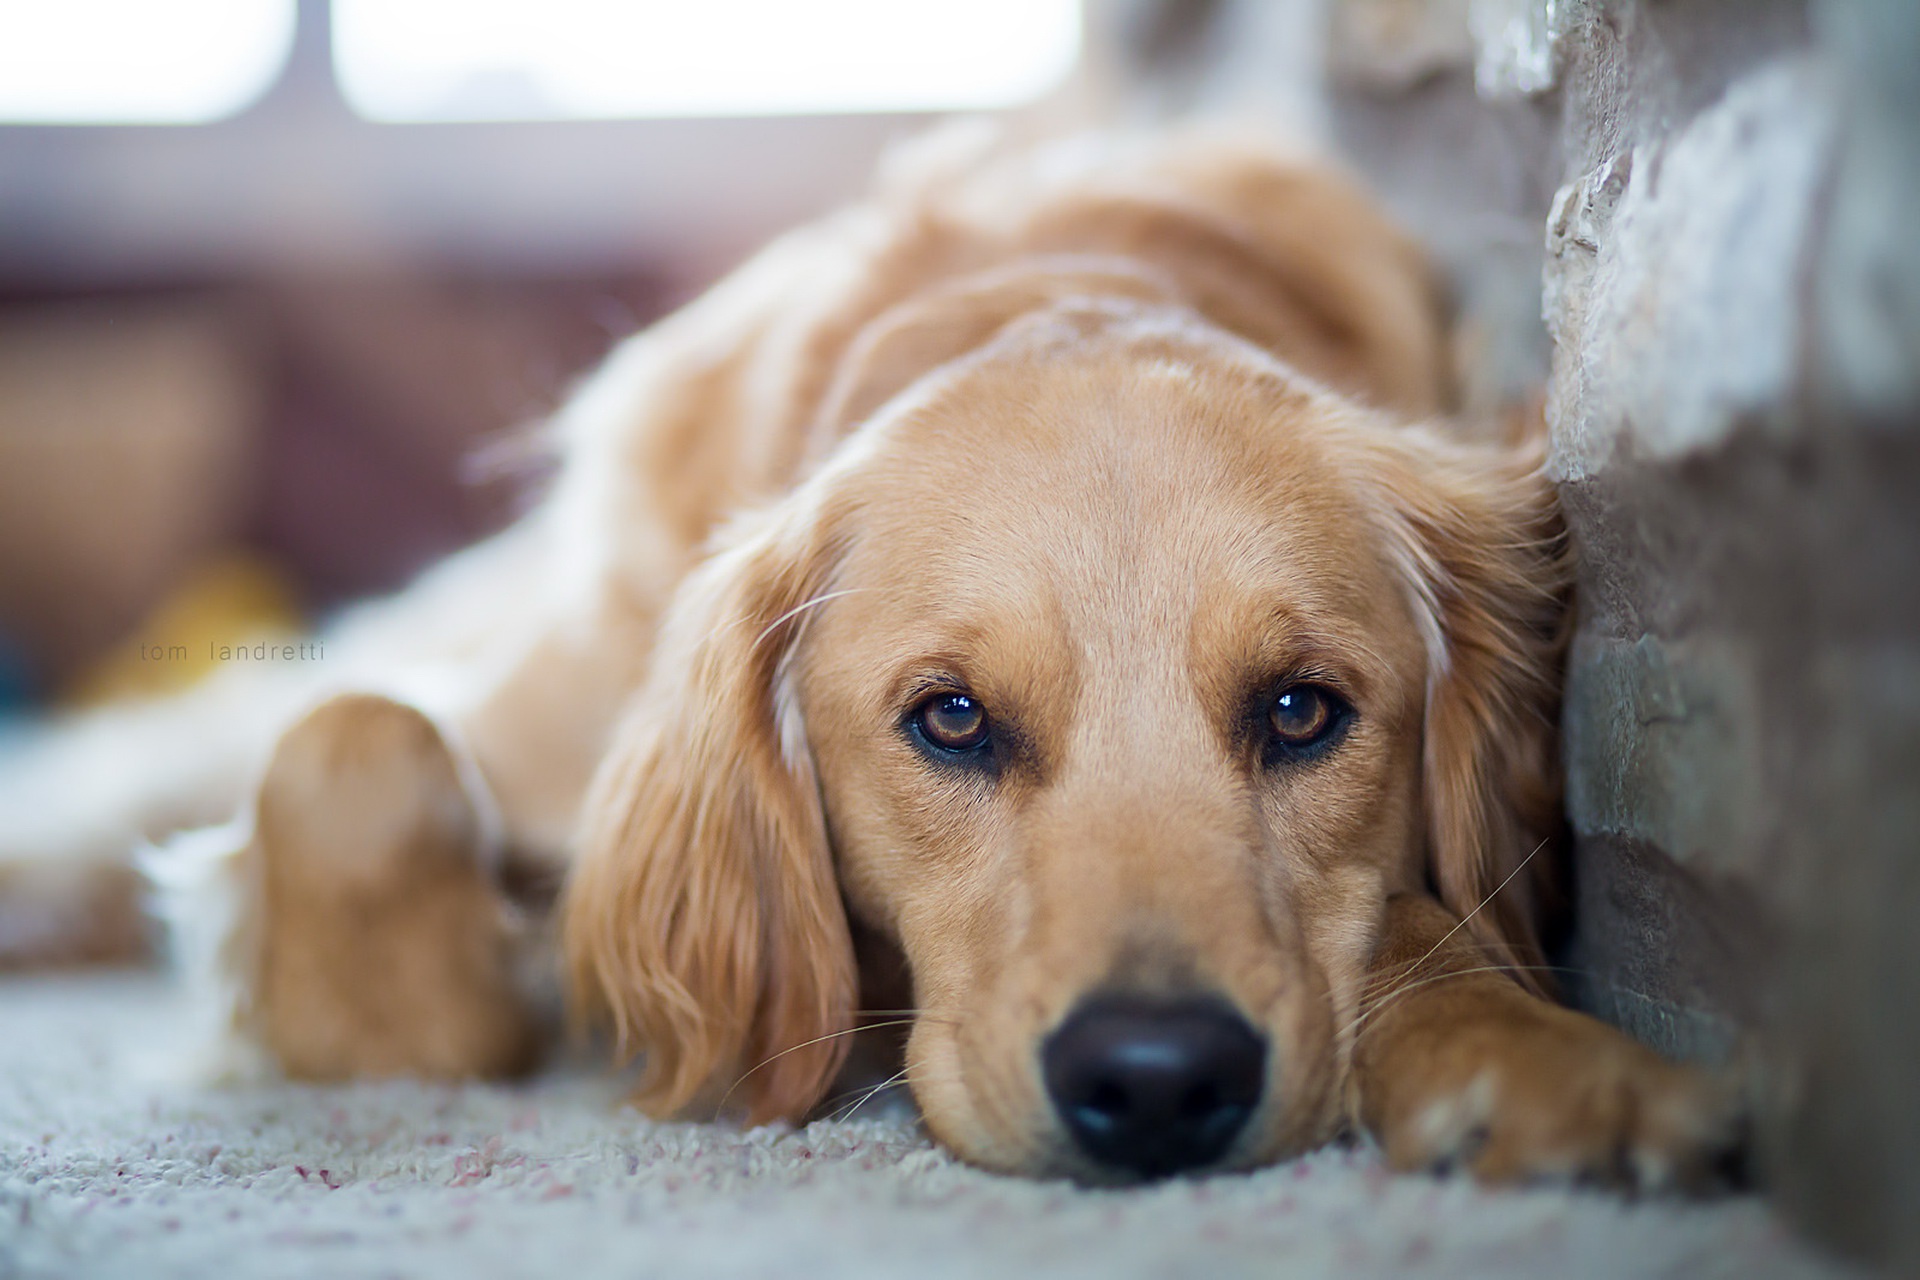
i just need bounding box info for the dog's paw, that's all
[1364,1001,1745,1193]
[251,694,539,1080]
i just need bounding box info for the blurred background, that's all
[1,0,1915,1270]
[0,0,1087,707]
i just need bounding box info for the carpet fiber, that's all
[0,973,1855,1280]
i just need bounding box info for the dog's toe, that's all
[1376,1005,1745,1195]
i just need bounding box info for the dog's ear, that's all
[1370,425,1569,987]
[560,496,856,1125]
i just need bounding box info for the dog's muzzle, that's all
[1041,994,1267,1180]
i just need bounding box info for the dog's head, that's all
[563,288,1564,1181]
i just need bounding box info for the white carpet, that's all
[0,973,1855,1280]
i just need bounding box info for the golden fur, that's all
[1,128,1736,1187]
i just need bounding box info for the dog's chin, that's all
[1041,1132,1286,1188]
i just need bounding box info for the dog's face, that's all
[796,322,1431,1177]
[564,304,1562,1183]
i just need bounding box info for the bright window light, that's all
[333,0,1082,122]
[0,0,296,124]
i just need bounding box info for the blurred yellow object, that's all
[63,552,305,707]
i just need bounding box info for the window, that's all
[332,0,1082,123]
[0,0,296,125]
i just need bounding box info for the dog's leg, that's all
[0,520,596,969]
[0,665,309,967]
[1350,893,1742,1191]
[222,693,538,1080]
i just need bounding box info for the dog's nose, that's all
[1042,996,1266,1179]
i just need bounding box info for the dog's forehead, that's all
[847,351,1400,614]
[812,345,1422,697]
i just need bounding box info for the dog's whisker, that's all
[814,1074,901,1116]
[1340,838,1557,1032]
[1391,837,1551,983]
[1347,841,1553,1015]
[1349,956,1516,1028]
[1345,960,1685,1057]
[808,1056,964,1148]
[831,1069,914,1124]
[1352,952,1458,1010]
[716,1017,918,1113]
[753,587,870,652]
[1349,963,1552,1047]
[1349,962,1651,1047]
[815,1068,915,1122]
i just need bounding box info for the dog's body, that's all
[1,129,1735,1187]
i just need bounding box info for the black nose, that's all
[1042,996,1267,1179]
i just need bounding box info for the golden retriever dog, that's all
[0,128,1739,1188]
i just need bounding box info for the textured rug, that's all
[0,973,1855,1280]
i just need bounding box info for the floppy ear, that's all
[560,498,857,1124]
[1371,426,1570,987]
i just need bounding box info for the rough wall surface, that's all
[1540,3,1919,1269]
[1092,0,1919,1270]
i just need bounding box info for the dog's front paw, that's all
[1360,1000,1745,1193]
[250,694,540,1080]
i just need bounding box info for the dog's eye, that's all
[914,692,990,753]
[1266,684,1346,754]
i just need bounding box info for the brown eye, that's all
[1269,685,1336,746]
[915,692,990,752]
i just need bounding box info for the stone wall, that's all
[1089,1,1920,1270]
[1541,4,1919,1269]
